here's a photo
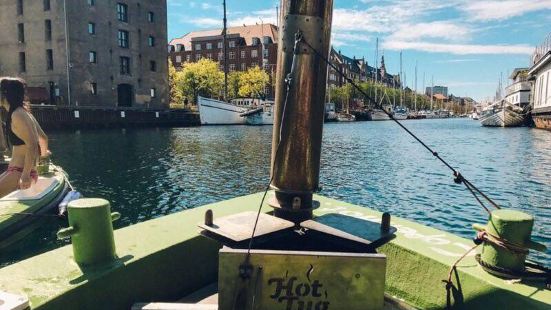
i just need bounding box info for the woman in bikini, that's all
[0,78,49,197]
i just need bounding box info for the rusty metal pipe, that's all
[270,0,333,222]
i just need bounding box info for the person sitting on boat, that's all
[0,78,50,196]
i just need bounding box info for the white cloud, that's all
[461,0,551,21]
[228,9,277,27]
[382,40,535,55]
[189,17,221,28]
[389,21,472,42]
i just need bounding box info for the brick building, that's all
[169,24,278,99]
[0,0,168,108]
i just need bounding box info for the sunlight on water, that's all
[1,119,550,267]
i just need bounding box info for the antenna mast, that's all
[222,0,228,101]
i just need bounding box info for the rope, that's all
[442,243,479,309]
[476,230,529,255]
[299,36,502,216]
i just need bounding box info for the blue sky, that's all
[167,0,551,101]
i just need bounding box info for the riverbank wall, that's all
[30,105,200,130]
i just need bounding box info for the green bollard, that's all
[473,209,546,273]
[57,198,121,266]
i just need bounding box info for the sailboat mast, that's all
[375,37,378,104]
[430,75,434,111]
[414,61,417,112]
[222,0,228,101]
[400,51,404,107]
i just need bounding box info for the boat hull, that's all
[245,112,274,125]
[198,96,247,125]
[371,110,391,121]
[480,108,525,127]
[1,193,549,309]
[0,168,69,248]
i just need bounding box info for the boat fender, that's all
[58,191,82,216]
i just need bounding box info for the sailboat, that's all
[198,1,272,126]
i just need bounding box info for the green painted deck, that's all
[0,193,549,309]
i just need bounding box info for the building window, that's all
[120,56,130,75]
[18,23,25,43]
[195,54,201,61]
[229,64,235,72]
[147,11,154,23]
[45,20,52,41]
[90,82,97,95]
[117,3,128,22]
[118,30,129,48]
[251,50,258,58]
[241,63,246,71]
[150,60,156,72]
[88,22,96,35]
[46,49,54,70]
[175,55,182,63]
[19,52,26,72]
[89,51,97,63]
[241,50,245,59]
[88,0,95,5]
[148,36,155,47]
[206,53,212,59]
[229,51,235,59]
[186,55,191,62]
[195,43,201,51]
[17,0,23,15]
[217,41,223,49]
[206,43,212,50]
[229,41,235,48]
[218,52,223,61]
[263,49,269,57]
[150,88,156,98]
[44,0,50,11]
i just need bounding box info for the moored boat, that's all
[241,105,274,125]
[336,113,356,122]
[529,33,551,129]
[393,107,408,120]
[371,109,391,121]
[197,96,248,125]
[0,163,71,249]
[480,100,526,127]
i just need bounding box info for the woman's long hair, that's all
[0,77,30,113]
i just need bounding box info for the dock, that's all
[30,105,200,130]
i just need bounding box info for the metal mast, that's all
[222,0,228,101]
[399,51,403,107]
[375,37,378,104]
[414,61,417,112]
[270,0,334,222]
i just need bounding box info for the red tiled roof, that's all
[433,94,447,100]
[169,24,278,50]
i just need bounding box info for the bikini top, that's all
[6,108,26,146]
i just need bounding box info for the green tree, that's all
[168,59,184,107]
[238,66,270,99]
[178,58,224,104]
[228,71,243,100]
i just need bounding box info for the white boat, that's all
[198,96,248,125]
[393,107,408,120]
[336,113,356,122]
[480,100,525,127]
[470,112,479,120]
[371,109,391,121]
[325,102,337,121]
[241,105,274,125]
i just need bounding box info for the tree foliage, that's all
[168,59,184,107]
[178,59,224,104]
[238,66,270,99]
[168,60,272,105]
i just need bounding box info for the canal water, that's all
[1,119,550,266]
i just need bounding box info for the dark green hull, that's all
[0,193,549,309]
